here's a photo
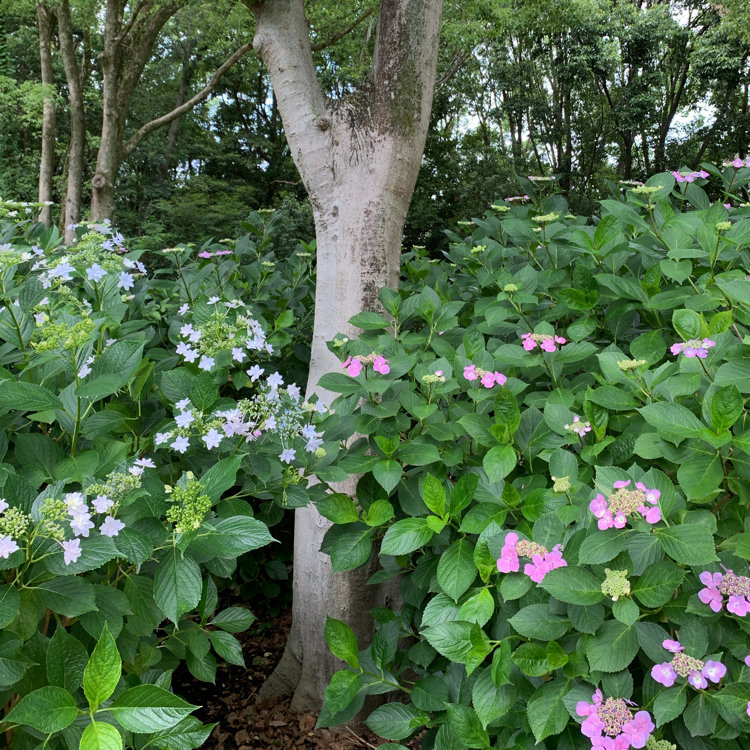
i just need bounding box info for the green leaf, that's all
[83,624,121,709]
[539,566,604,605]
[421,621,474,662]
[324,617,359,670]
[716,683,750,731]
[586,386,640,411]
[47,627,88,691]
[209,607,256,633]
[0,381,62,412]
[612,598,640,626]
[508,605,568,640]
[632,561,684,608]
[153,548,202,624]
[586,621,639,672]
[422,474,445,516]
[6,686,77,732]
[398,440,441,466]
[316,493,360,524]
[482,444,516,484]
[366,703,421,742]
[329,523,373,571]
[209,631,245,667]
[322,670,361,715]
[349,311,390,330]
[372,459,402,493]
[108,685,197,733]
[200,456,242,503]
[274,309,294,330]
[512,642,550,677]
[380,518,434,555]
[683,692,718,736]
[656,525,718,565]
[677,454,723,499]
[317,372,366,395]
[672,309,702,340]
[0,585,19,628]
[654,685,687,727]
[639,402,705,440]
[527,679,570,743]
[458,588,494,627]
[35,576,97,617]
[189,517,275,559]
[445,704,489,749]
[578,529,629,564]
[80,720,123,750]
[710,385,743,433]
[76,375,123,400]
[437,539,477,601]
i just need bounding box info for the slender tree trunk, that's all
[57,0,86,242]
[36,1,56,226]
[250,0,443,713]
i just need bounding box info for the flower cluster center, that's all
[672,653,704,678]
[516,539,547,558]
[607,488,647,516]
[599,698,632,736]
[718,571,750,597]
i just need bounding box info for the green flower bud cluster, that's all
[38,498,68,540]
[551,476,571,493]
[601,568,631,601]
[715,221,732,232]
[631,185,662,195]
[617,358,646,371]
[0,248,30,268]
[0,507,31,539]
[532,212,560,223]
[645,738,676,750]
[490,205,510,213]
[87,469,141,505]
[470,245,487,254]
[63,231,126,274]
[166,477,211,533]
[503,283,519,293]
[33,317,95,352]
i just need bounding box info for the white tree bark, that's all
[250,0,443,713]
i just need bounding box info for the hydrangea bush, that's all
[0,207,323,749]
[316,163,750,749]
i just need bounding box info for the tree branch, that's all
[310,7,374,52]
[122,41,254,157]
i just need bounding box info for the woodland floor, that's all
[174,607,423,749]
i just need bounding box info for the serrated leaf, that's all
[437,539,476,601]
[586,621,639,673]
[83,624,121,709]
[539,566,604,605]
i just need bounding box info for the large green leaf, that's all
[35,577,97,617]
[632,562,684,608]
[656,525,718,565]
[508,605,568,641]
[6,686,78,732]
[80,720,123,750]
[0,381,62,412]
[539,566,604,605]
[380,518,434,555]
[526,678,570,743]
[153,548,202,624]
[365,703,421,742]
[639,402,705,440]
[189,517,275,559]
[324,617,359,670]
[83,624,121,710]
[586,620,639,673]
[108,685,197,733]
[421,621,474,662]
[437,539,477,601]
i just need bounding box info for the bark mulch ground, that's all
[173,608,423,750]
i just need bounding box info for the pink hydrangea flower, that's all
[565,415,592,437]
[464,363,506,388]
[342,356,363,377]
[670,338,715,359]
[577,690,653,748]
[651,639,726,692]
[521,332,566,352]
[589,480,661,530]
[373,355,390,374]
[198,251,213,259]
[697,568,750,615]
[497,534,566,582]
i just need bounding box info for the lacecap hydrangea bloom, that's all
[521,332,566,352]
[670,338,715,359]
[464,364,506,388]
[342,353,390,376]
[671,169,709,183]
[576,689,654,749]
[565,415,592,437]
[698,568,750,616]
[651,639,726,690]
[497,532,566,582]
[589,480,660,530]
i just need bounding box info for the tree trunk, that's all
[36,1,56,227]
[250,0,443,713]
[57,0,86,243]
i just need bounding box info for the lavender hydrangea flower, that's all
[589,480,661,530]
[670,338,715,359]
